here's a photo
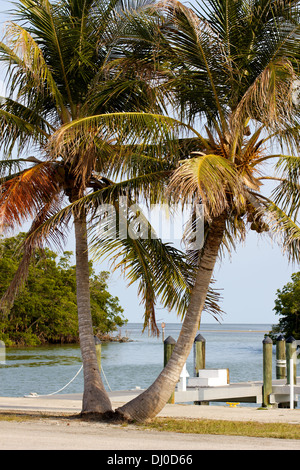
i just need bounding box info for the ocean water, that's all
[0,323,278,402]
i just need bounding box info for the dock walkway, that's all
[175,377,300,406]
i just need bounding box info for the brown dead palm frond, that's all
[0,163,60,230]
[232,59,298,135]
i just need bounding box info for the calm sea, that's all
[0,323,279,402]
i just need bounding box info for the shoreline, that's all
[0,393,299,424]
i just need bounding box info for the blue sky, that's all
[0,0,297,327]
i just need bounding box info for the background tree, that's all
[0,233,126,346]
[269,272,300,340]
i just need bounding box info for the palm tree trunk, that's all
[73,208,113,415]
[116,212,227,422]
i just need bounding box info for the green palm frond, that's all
[0,105,52,156]
[168,153,244,217]
[270,155,300,218]
[276,154,300,181]
[46,112,194,184]
[0,158,31,178]
[0,23,69,122]
[49,112,187,150]
[261,200,300,263]
[88,198,223,332]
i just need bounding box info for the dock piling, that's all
[262,336,273,407]
[164,336,176,404]
[194,334,208,405]
[194,334,206,376]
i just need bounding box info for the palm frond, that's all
[270,155,300,218]
[233,58,299,133]
[261,199,300,263]
[168,153,244,218]
[0,105,51,156]
[0,162,60,231]
[0,22,69,122]
[88,198,223,333]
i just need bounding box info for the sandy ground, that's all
[0,393,299,450]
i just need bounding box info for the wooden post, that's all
[194,334,208,405]
[276,335,286,379]
[94,336,101,372]
[262,336,273,407]
[194,334,206,376]
[164,336,176,404]
[286,336,297,385]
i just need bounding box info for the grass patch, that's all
[140,417,300,440]
[0,411,76,423]
[0,412,42,422]
[1,411,299,440]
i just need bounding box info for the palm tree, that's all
[0,0,180,415]
[0,0,221,418]
[97,0,300,421]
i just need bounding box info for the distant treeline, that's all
[0,233,127,346]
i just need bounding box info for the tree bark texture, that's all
[117,212,227,422]
[74,208,113,415]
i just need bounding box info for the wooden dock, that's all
[174,377,300,406]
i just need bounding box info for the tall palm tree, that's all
[0,0,222,418]
[96,0,300,421]
[0,0,181,415]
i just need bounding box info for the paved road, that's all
[0,418,299,450]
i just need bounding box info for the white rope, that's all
[101,364,112,392]
[24,363,113,397]
[24,364,83,398]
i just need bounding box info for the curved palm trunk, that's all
[74,208,113,415]
[117,212,227,422]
